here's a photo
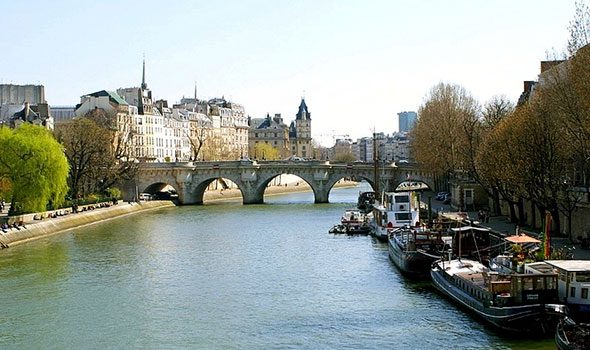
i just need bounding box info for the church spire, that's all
[141,58,147,90]
[194,81,197,100]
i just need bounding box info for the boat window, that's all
[395,213,412,221]
[523,278,533,291]
[571,286,576,298]
[582,288,589,299]
[546,277,556,290]
[394,195,409,203]
[576,273,590,282]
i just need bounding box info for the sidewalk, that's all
[441,208,590,260]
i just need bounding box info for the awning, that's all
[504,234,541,244]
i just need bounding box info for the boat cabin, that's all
[527,260,590,319]
[453,268,559,307]
[372,191,419,228]
[450,226,492,261]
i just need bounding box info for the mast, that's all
[373,131,379,196]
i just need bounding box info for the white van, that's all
[139,193,151,201]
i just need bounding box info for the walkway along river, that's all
[0,184,555,349]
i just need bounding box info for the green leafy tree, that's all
[0,124,69,213]
[253,142,280,160]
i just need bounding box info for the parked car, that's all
[138,193,152,201]
[435,192,449,201]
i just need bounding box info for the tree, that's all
[252,142,280,160]
[56,110,137,199]
[475,96,515,215]
[411,82,480,177]
[567,0,590,56]
[0,124,69,213]
[186,115,212,161]
[56,118,110,198]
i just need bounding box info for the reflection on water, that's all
[0,184,555,349]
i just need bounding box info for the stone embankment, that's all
[0,201,174,248]
[0,180,359,249]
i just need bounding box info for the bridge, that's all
[125,160,441,205]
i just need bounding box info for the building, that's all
[398,111,417,133]
[248,113,290,159]
[289,98,312,158]
[72,89,134,159]
[0,84,45,105]
[208,97,249,160]
[0,84,53,130]
[351,132,411,163]
[51,106,76,123]
[7,102,54,130]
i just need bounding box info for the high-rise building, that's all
[398,111,417,132]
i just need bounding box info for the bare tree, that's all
[568,0,590,56]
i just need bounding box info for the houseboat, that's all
[431,257,567,335]
[526,260,590,322]
[388,226,449,277]
[370,191,419,242]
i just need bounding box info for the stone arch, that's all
[255,172,317,203]
[323,174,375,201]
[188,176,245,204]
[392,179,434,192]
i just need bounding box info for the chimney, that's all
[523,81,535,93]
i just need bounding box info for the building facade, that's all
[248,113,290,159]
[0,84,45,105]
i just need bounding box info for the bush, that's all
[105,187,121,199]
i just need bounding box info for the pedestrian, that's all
[478,210,484,223]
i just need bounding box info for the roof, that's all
[544,260,590,272]
[296,98,311,120]
[86,90,128,106]
[505,234,541,244]
[451,226,491,232]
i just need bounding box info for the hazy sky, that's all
[0,0,577,144]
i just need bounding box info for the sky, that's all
[0,0,578,145]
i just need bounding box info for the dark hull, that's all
[431,264,565,335]
[388,236,438,277]
[555,317,590,350]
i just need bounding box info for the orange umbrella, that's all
[505,234,541,244]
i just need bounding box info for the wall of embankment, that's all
[0,201,175,248]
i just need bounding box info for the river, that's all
[0,184,554,349]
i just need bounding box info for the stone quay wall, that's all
[0,201,174,248]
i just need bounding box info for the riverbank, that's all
[203,180,359,202]
[0,181,360,249]
[0,201,175,248]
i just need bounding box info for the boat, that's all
[431,257,567,335]
[370,191,419,242]
[329,209,371,235]
[526,260,590,322]
[556,316,590,350]
[387,226,450,277]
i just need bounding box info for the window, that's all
[395,213,412,221]
[571,286,576,298]
[582,288,588,299]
